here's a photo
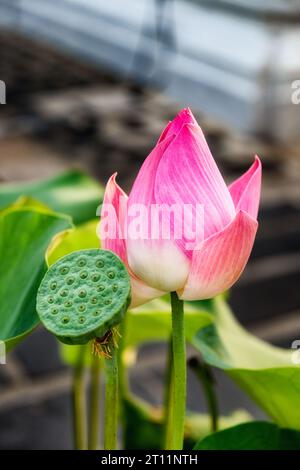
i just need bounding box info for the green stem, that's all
[72,345,87,450]
[163,336,174,448]
[117,319,129,451]
[88,353,101,450]
[104,344,119,450]
[166,292,186,450]
[189,357,219,432]
[118,319,129,399]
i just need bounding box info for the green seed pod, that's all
[36,249,131,345]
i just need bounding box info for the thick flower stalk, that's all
[100,108,261,307]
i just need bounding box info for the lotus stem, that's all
[104,340,119,450]
[72,345,87,450]
[166,292,186,450]
[163,336,174,447]
[88,353,101,449]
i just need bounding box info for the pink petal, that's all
[126,134,190,291]
[100,174,164,307]
[179,210,258,300]
[127,140,183,259]
[158,108,197,143]
[129,274,166,309]
[155,123,236,251]
[228,155,262,219]
[128,134,174,208]
[100,173,128,263]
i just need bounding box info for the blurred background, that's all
[0,0,300,449]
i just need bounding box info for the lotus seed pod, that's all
[36,249,131,345]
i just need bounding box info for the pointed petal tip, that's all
[101,173,128,262]
[177,107,197,123]
[159,108,198,142]
[255,154,261,162]
[105,172,127,200]
[155,118,236,241]
[106,172,118,189]
[242,154,262,182]
[254,154,262,168]
[228,155,262,220]
[247,154,262,175]
[254,154,262,174]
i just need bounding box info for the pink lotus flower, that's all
[101,108,261,307]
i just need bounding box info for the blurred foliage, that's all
[0,170,103,224]
[193,297,300,429]
[0,170,102,350]
[0,202,71,351]
[46,219,99,266]
[123,396,252,450]
[59,297,212,368]
[0,195,51,215]
[194,421,300,450]
[125,298,212,348]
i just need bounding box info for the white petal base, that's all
[127,240,190,292]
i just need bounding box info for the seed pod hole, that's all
[60,266,69,275]
[80,271,88,280]
[62,316,70,324]
[78,289,86,298]
[77,258,87,267]
[107,271,115,279]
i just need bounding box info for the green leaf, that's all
[60,340,92,367]
[123,397,163,450]
[0,196,52,215]
[0,208,72,351]
[60,298,213,367]
[0,170,103,224]
[124,299,213,348]
[193,297,300,429]
[46,219,99,266]
[59,298,213,368]
[59,297,213,367]
[184,409,252,448]
[123,396,252,450]
[194,421,300,450]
